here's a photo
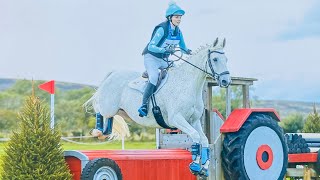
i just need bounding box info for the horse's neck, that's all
[170,51,208,94]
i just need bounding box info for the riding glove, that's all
[186,49,192,55]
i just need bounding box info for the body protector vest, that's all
[142,21,182,59]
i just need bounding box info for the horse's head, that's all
[207,38,231,88]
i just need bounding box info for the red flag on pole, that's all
[39,80,55,94]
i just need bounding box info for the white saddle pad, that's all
[128,74,169,94]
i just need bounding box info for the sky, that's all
[0,0,319,102]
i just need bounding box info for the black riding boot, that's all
[138,82,156,117]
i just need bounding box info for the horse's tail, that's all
[83,71,114,112]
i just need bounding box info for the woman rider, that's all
[138,2,192,117]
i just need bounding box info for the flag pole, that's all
[50,94,55,129]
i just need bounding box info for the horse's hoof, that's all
[90,129,103,137]
[199,176,208,180]
[199,167,209,178]
[97,135,109,140]
[189,162,201,175]
[90,129,110,140]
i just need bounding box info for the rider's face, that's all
[171,15,182,26]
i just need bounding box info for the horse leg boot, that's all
[189,143,202,175]
[91,113,104,137]
[95,113,104,132]
[102,117,113,135]
[138,82,156,117]
[199,147,210,177]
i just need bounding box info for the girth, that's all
[150,94,176,130]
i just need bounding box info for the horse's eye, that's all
[213,58,218,62]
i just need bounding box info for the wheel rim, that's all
[244,126,284,180]
[94,166,118,180]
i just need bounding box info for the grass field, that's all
[62,141,156,150]
[0,141,156,155]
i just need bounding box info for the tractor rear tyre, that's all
[222,114,288,180]
[81,158,122,180]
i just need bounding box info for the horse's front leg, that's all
[193,119,210,178]
[168,113,202,175]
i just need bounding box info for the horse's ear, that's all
[213,38,218,47]
[222,38,226,48]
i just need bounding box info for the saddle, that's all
[128,69,168,94]
[141,69,168,89]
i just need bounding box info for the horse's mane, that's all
[187,43,214,59]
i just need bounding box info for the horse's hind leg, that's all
[168,113,202,175]
[192,119,210,177]
[91,114,115,139]
[92,105,120,138]
[95,113,113,135]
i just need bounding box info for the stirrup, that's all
[138,104,148,117]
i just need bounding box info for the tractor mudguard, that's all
[220,108,280,133]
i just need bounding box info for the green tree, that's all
[212,86,242,118]
[0,80,50,110]
[0,92,72,179]
[303,104,320,133]
[0,109,18,134]
[279,113,304,133]
[55,87,95,136]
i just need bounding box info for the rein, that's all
[171,53,213,77]
[166,50,230,80]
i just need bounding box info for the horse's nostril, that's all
[221,80,227,86]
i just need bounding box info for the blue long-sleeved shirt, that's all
[147,27,188,54]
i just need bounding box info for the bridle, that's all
[207,50,230,80]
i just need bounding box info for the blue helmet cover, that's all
[165,2,185,18]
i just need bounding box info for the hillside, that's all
[253,100,319,118]
[0,78,95,92]
[0,79,15,91]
